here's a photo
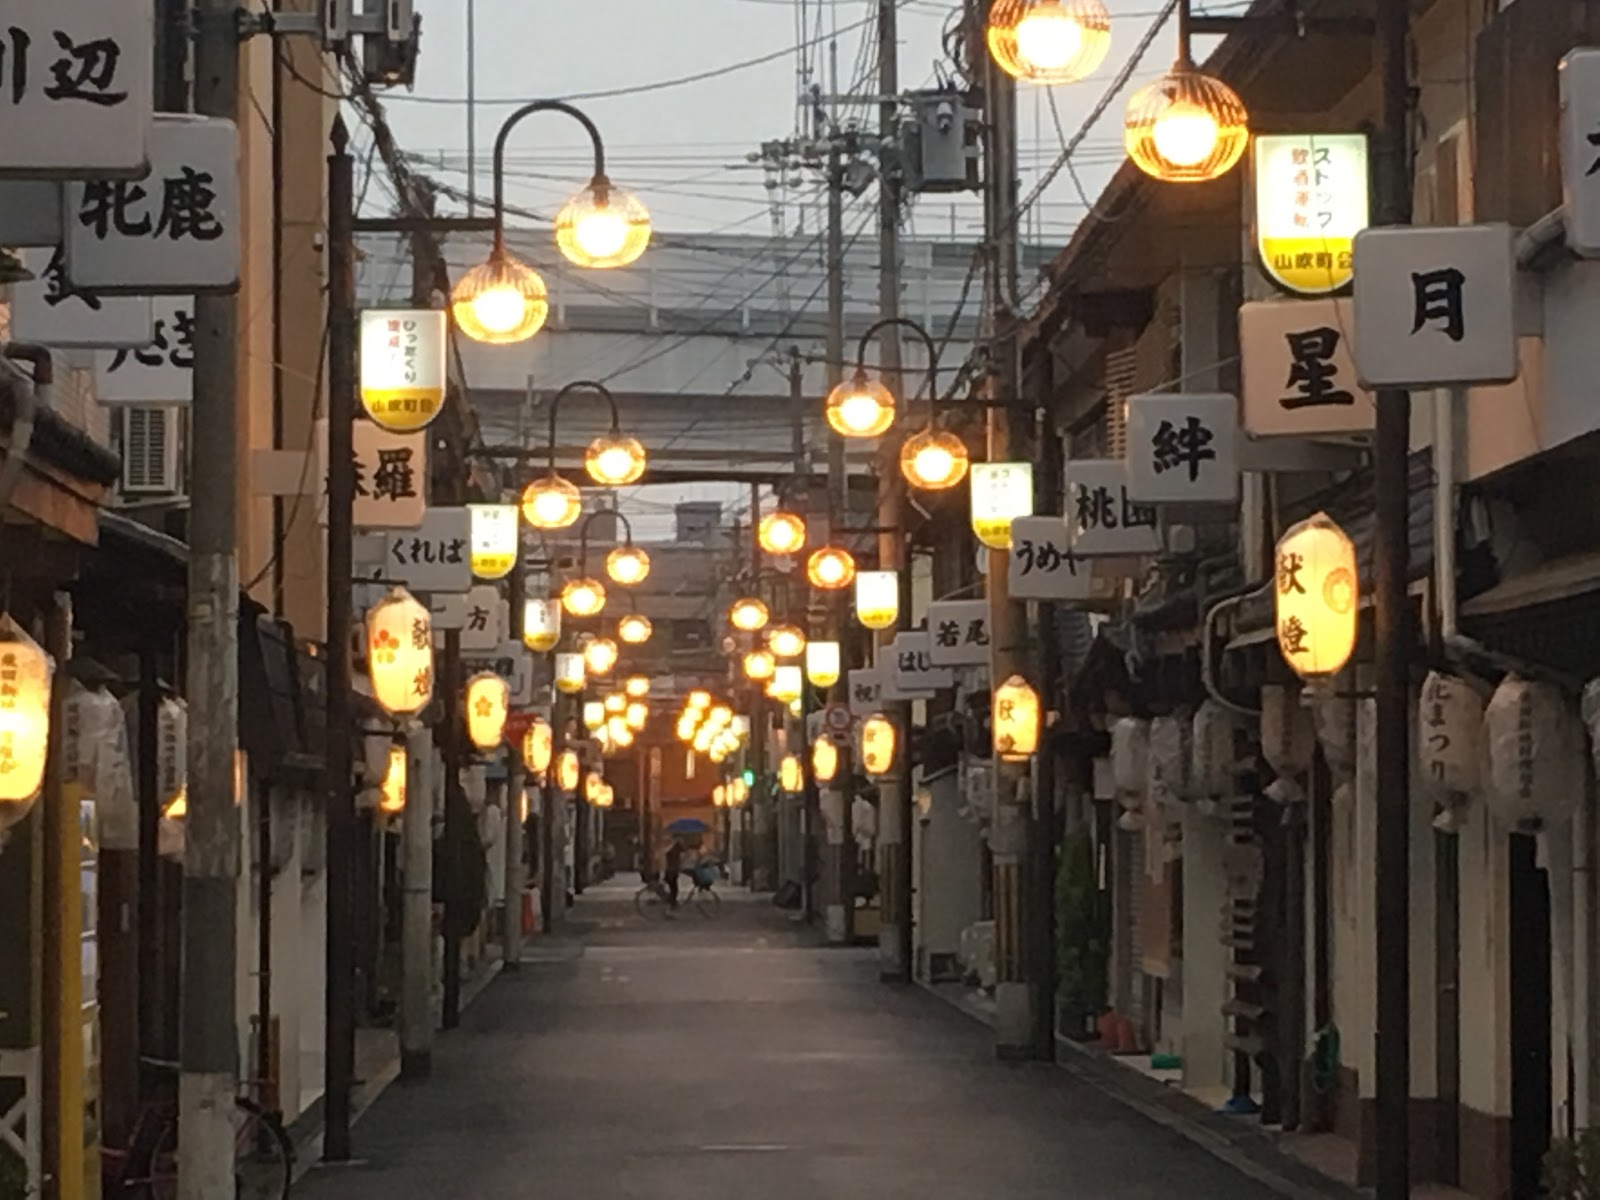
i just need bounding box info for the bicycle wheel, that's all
[232,1098,293,1200]
[635,884,666,919]
[691,887,722,919]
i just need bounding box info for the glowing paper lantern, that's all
[0,615,52,836]
[743,649,776,682]
[366,588,434,718]
[554,652,586,695]
[993,674,1042,762]
[380,743,407,815]
[522,718,553,775]
[522,597,562,652]
[860,713,896,776]
[624,675,651,699]
[465,672,510,750]
[812,736,838,784]
[556,749,581,793]
[780,754,803,794]
[805,641,842,688]
[1274,512,1358,679]
[585,771,605,803]
[626,701,649,731]
[468,503,519,580]
[583,700,606,731]
[359,309,447,431]
[854,570,899,631]
[970,462,1034,550]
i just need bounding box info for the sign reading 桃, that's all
[0,0,155,179]
[360,310,448,433]
[926,599,993,667]
[1351,223,1518,389]
[1124,392,1239,505]
[12,246,153,348]
[65,113,239,293]
[1560,48,1600,257]
[1239,298,1374,437]
[1252,133,1369,295]
[317,418,427,530]
[1064,460,1161,557]
[92,295,192,403]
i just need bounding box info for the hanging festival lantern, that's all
[688,689,713,710]
[779,754,803,794]
[554,652,586,695]
[805,641,842,689]
[380,743,407,815]
[522,718,553,775]
[0,615,52,838]
[556,749,581,793]
[812,736,839,784]
[366,588,434,718]
[770,665,803,704]
[465,672,510,750]
[993,674,1042,762]
[1274,512,1358,680]
[759,509,807,556]
[583,700,606,731]
[625,701,649,731]
[522,597,562,652]
[969,462,1034,550]
[561,577,607,618]
[729,597,769,632]
[468,503,519,580]
[743,649,776,682]
[604,692,628,715]
[806,546,856,591]
[712,783,727,807]
[617,613,653,645]
[767,624,806,660]
[359,309,448,431]
[606,715,634,749]
[854,570,899,631]
[860,713,896,776]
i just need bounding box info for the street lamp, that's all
[759,508,808,556]
[987,0,1112,84]
[900,428,970,491]
[624,674,651,699]
[617,612,653,645]
[452,100,651,345]
[607,543,650,586]
[767,624,806,660]
[522,380,649,531]
[825,372,896,439]
[742,648,776,682]
[581,635,620,677]
[806,546,856,591]
[561,576,607,618]
[805,640,842,689]
[1124,2,1248,183]
[729,596,770,632]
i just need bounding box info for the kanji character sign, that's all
[1560,49,1600,257]
[1239,299,1374,437]
[1125,393,1239,505]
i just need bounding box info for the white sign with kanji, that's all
[0,0,154,179]
[0,182,61,246]
[887,631,954,697]
[847,667,881,717]
[462,641,535,708]
[65,113,239,293]
[1007,516,1094,601]
[1064,460,1161,557]
[1125,393,1239,505]
[11,246,152,348]
[926,600,993,666]
[381,507,471,594]
[1239,298,1374,437]
[1351,224,1518,389]
[427,590,469,632]
[1253,133,1368,295]
[316,419,427,530]
[1561,49,1600,257]
[92,295,191,403]
[460,584,507,653]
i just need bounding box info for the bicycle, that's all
[102,1057,295,1199]
[635,867,722,920]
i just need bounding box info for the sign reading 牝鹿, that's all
[1253,133,1368,295]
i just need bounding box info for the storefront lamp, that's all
[0,615,51,833]
[1274,512,1358,679]
[767,624,806,660]
[465,672,510,750]
[561,577,607,618]
[779,754,803,794]
[854,570,899,631]
[522,597,562,652]
[554,652,586,695]
[987,0,1112,84]
[366,588,434,718]
[806,546,856,591]
[805,641,842,689]
[993,674,1042,762]
[812,736,839,784]
[860,714,896,776]
[729,597,770,632]
[585,771,605,804]
[758,510,807,556]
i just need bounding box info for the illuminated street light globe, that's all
[561,576,608,618]
[625,674,651,699]
[758,510,808,556]
[767,624,806,660]
[742,649,776,682]
[451,251,550,344]
[1125,64,1250,183]
[604,691,628,715]
[688,689,713,710]
[987,0,1112,85]
[585,432,648,487]
[617,613,653,644]
[555,178,653,269]
[606,544,651,586]
[521,474,583,530]
[728,597,770,633]
[806,546,856,591]
[825,371,896,439]
[625,701,649,731]
[900,429,970,491]
[582,635,620,677]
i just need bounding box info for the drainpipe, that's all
[1201,581,1271,718]
[0,345,55,517]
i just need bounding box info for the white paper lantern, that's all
[465,672,510,750]
[1190,700,1237,797]
[1419,670,1484,795]
[1111,717,1149,808]
[468,503,518,580]
[1484,676,1583,830]
[522,597,561,652]
[366,588,435,717]
[1273,512,1358,678]
[0,614,52,840]
[854,570,900,630]
[156,697,188,812]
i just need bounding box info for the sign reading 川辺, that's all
[1253,133,1369,296]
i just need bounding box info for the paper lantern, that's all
[585,771,605,803]
[854,570,899,631]
[693,727,715,753]
[625,701,649,731]
[768,624,806,660]
[582,636,619,677]
[522,597,562,652]
[380,744,407,815]
[970,462,1034,550]
[780,754,803,794]
[554,652,586,695]
[0,615,52,835]
[1484,677,1584,829]
[688,690,713,710]
[812,737,838,783]
[729,597,769,632]
[606,715,633,748]
[805,641,841,688]
[556,749,581,793]
[1419,670,1484,795]
[359,309,447,430]
[992,675,1041,762]
[366,588,434,717]
[604,692,627,715]
[706,704,733,730]
[1274,512,1358,679]
[592,780,615,809]
[582,700,606,731]
[522,718,553,775]
[465,672,510,750]
[712,783,727,807]
[860,714,896,776]
[770,665,803,703]
[468,503,518,580]
[624,675,651,699]
[676,715,699,742]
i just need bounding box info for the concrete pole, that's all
[400,726,435,1078]
[440,629,465,1028]
[504,759,525,971]
[178,1,242,1192]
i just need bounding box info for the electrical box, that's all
[903,89,981,195]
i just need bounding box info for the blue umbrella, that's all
[666,817,710,835]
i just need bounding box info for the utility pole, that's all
[874,0,913,985]
[749,480,775,890]
[503,573,527,971]
[542,694,566,935]
[322,118,359,1164]
[399,725,434,1077]
[440,628,466,1028]
[178,1,242,1194]
[977,9,1038,1060]
[1372,0,1413,1189]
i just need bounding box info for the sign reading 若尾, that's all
[1064,460,1161,557]
[1007,516,1093,601]
[887,631,954,697]
[12,246,152,348]
[461,584,508,653]
[1352,224,1518,389]
[0,0,155,179]
[360,309,447,432]
[92,295,191,403]
[926,599,993,667]
[65,114,238,293]
[1239,298,1374,437]
[1253,133,1368,295]
[1561,49,1600,257]
[848,667,881,717]
[1125,392,1239,505]
[315,418,427,530]
[370,507,470,593]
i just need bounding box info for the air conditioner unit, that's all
[121,406,180,494]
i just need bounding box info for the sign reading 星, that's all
[1253,133,1368,295]
[1561,49,1600,257]
[360,309,447,432]
[1239,298,1374,437]
[1125,392,1239,504]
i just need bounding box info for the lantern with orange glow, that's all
[465,672,510,750]
[366,588,434,718]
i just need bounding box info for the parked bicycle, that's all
[635,862,723,920]
[102,1057,294,1199]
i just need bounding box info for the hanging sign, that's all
[847,666,881,717]
[1064,460,1161,557]
[1125,393,1240,504]
[359,309,447,432]
[65,114,239,293]
[1252,133,1369,295]
[1561,49,1600,257]
[1007,515,1094,600]
[92,295,192,403]
[461,583,508,653]
[315,418,426,529]
[926,599,993,667]
[427,590,469,632]
[1239,298,1374,437]
[887,631,954,696]
[0,183,62,247]
[373,506,470,593]
[469,503,518,580]
[0,0,155,179]
[1352,223,1518,388]
[11,246,152,348]
[969,461,1033,550]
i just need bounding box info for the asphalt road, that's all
[297,878,1286,1199]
